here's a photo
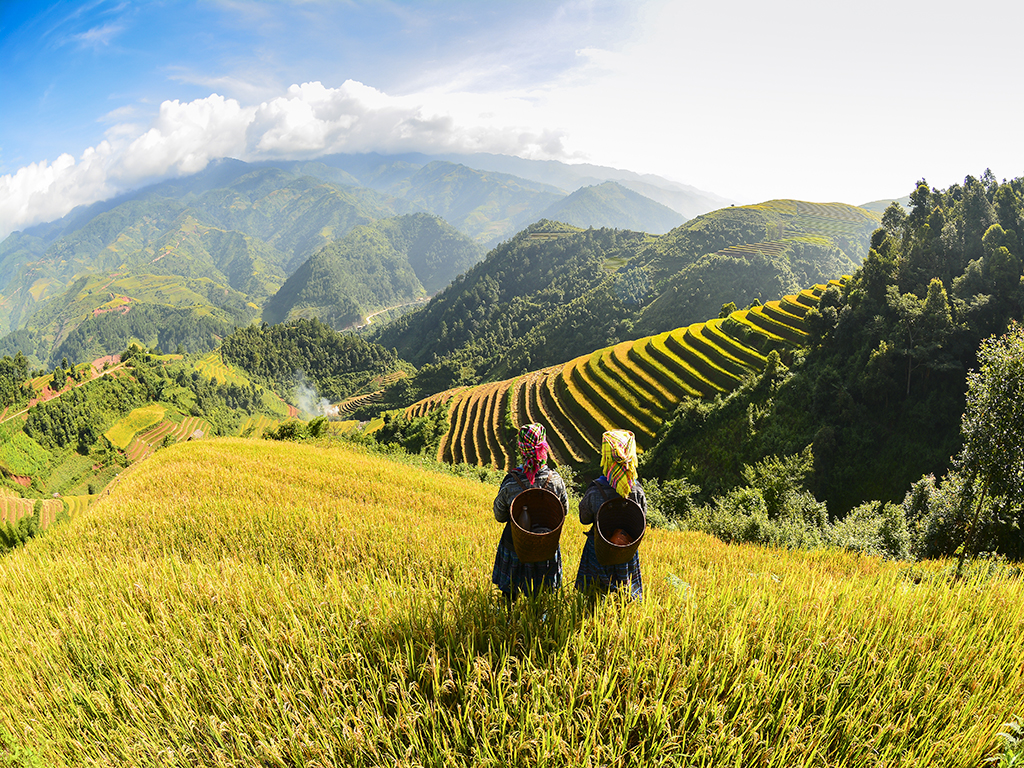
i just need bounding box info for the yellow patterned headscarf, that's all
[601,430,637,498]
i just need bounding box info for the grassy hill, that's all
[0,437,1020,766]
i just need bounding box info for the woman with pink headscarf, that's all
[574,429,645,600]
[491,423,568,600]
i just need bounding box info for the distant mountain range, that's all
[0,152,890,374]
[0,152,728,366]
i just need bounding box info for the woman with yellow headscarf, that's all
[574,429,645,599]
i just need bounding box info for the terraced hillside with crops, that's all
[408,279,846,469]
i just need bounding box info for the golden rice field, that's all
[413,281,842,471]
[195,350,252,387]
[104,404,167,450]
[0,438,1021,767]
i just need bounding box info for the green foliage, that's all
[262,213,483,328]
[644,172,1024,520]
[0,352,29,410]
[0,430,51,477]
[988,720,1024,768]
[0,729,44,768]
[828,501,911,561]
[373,404,451,457]
[49,303,241,366]
[222,317,398,403]
[261,416,328,441]
[952,322,1024,557]
[642,476,701,528]
[0,504,40,555]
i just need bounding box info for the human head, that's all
[601,430,637,498]
[517,423,549,483]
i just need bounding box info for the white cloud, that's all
[0,80,576,240]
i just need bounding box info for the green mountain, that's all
[371,221,655,391]
[371,200,879,393]
[536,181,685,234]
[631,200,879,335]
[0,163,420,363]
[281,153,718,244]
[398,151,734,218]
[261,213,483,329]
[374,161,565,244]
[0,154,718,366]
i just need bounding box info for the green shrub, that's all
[828,500,911,560]
[643,476,700,529]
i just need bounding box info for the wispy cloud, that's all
[70,21,125,49]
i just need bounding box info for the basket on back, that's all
[510,487,565,563]
[594,497,646,566]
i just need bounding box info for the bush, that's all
[828,500,911,560]
[643,476,701,529]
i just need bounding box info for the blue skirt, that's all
[492,522,562,598]
[574,530,643,600]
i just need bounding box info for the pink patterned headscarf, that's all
[601,430,637,498]
[517,423,549,485]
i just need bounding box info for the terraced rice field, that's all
[336,372,409,417]
[0,496,64,531]
[125,416,212,463]
[60,495,94,518]
[237,414,281,438]
[105,404,167,450]
[194,350,250,387]
[410,280,848,469]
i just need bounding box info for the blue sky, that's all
[1,0,1022,240]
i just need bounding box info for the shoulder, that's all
[533,466,559,485]
[500,470,526,488]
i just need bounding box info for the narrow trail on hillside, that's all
[0,358,130,426]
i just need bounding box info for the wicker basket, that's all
[510,487,565,563]
[594,497,645,566]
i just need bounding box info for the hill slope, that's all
[398,277,841,470]
[373,201,879,392]
[262,213,483,328]
[0,437,1018,766]
[536,181,685,234]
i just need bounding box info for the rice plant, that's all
[0,438,1021,766]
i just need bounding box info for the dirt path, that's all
[346,297,430,330]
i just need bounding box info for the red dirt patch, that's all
[91,354,121,375]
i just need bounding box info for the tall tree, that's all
[954,322,1024,569]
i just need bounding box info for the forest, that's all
[637,172,1024,560]
[221,317,401,403]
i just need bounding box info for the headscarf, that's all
[601,429,637,499]
[517,423,549,485]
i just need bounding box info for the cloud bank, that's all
[0,80,568,240]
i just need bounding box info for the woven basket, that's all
[594,497,646,566]
[510,487,565,563]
